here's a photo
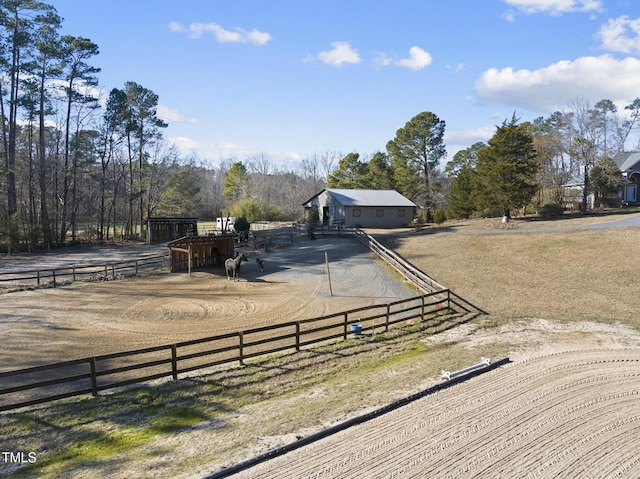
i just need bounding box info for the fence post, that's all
[295,322,301,352]
[447,289,451,310]
[111,265,115,280]
[72,266,76,282]
[386,303,390,331]
[135,260,139,275]
[421,296,425,320]
[52,270,56,287]
[37,271,40,286]
[171,345,178,380]
[89,358,98,397]
[238,332,244,366]
[343,312,348,340]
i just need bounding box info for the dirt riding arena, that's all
[230,347,640,479]
[0,237,419,371]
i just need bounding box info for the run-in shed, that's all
[147,217,198,243]
[167,235,235,274]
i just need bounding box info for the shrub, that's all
[433,207,447,225]
[234,217,250,232]
[540,203,564,218]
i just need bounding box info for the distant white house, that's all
[613,151,640,204]
[302,189,417,228]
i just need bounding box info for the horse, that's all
[256,257,265,272]
[225,253,248,281]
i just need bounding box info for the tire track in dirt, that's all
[228,349,640,479]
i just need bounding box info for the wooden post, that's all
[325,252,333,297]
[89,358,98,397]
[295,322,301,352]
[385,303,390,331]
[238,332,244,366]
[52,270,56,287]
[343,312,348,340]
[171,345,178,380]
[421,296,425,320]
[72,266,76,282]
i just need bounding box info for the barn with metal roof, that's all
[303,189,417,227]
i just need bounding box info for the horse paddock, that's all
[0,236,419,371]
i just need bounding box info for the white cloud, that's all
[373,50,393,68]
[157,105,199,124]
[598,16,640,55]
[168,21,271,45]
[316,42,361,66]
[475,55,640,113]
[503,0,602,15]
[445,126,496,146]
[395,46,432,70]
[169,137,303,169]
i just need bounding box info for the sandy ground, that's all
[0,236,419,371]
[231,346,640,479]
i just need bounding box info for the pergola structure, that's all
[167,235,235,275]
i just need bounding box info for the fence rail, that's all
[0,290,452,412]
[353,229,446,293]
[0,255,167,288]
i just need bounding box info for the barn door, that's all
[322,207,329,225]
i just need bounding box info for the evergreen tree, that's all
[475,115,539,218]
[445,142,486,177]
[386,111,446,219]
[223,161,248,200]
[364,151,395,189]
[447,165,476,219]
[326,152,368,188]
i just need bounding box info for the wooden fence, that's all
[353,229,446,293]
[0,255,167,289]
[0,290,453,412]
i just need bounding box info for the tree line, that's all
[0,1,334,252]
[1,1,638,252]
[327,99,640,223]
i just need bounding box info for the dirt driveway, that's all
[0,236,419,371]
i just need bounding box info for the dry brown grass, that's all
[387,225,640,329]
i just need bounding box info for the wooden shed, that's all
[167,235,235,274]
[147,217,198,243]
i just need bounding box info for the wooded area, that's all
[1,1,639,252]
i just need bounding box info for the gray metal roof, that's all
[613,151,640,172]
[325,189,417,207]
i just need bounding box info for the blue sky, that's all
[49,0,640,169]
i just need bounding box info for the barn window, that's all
[376,209,384,217]
[398,209,405,217]
[353,208,361,217]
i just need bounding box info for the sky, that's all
[49,0,640,170]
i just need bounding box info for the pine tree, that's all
[475,115,539,218]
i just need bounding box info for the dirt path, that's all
[0,237,419,371]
